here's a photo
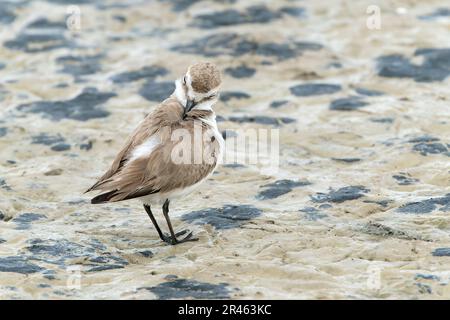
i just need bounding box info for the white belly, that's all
[138,176,210,206]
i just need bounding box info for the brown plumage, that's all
[86,61,223,245]
[189,62,221,93]
[87,97,221,204]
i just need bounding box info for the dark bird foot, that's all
[162,229,199,245]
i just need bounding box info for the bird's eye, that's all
[183,76,187,85]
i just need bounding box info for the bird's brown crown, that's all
[188,62,221,93]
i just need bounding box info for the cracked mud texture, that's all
[0,0,449,300]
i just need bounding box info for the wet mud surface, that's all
[0,0,449,299]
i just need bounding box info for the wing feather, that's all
[87,97,221,203]
[86,97,182,193]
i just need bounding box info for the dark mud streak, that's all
[32,133,65,145]
[47,0,94,4]
[370,117,394,124]
[392,174,418,185]
[432,248,450,256]
[158,0,204,12]
[143,279,231,299]
[408,136,440,143]
[397,194,450,213]
[412,143,449,156]
[139,250,153,258]
[360,222,424,241]
[159,0,237,12]
[0,178,12,191]
[4,18,72,53]
[257,179,311,200]
[43,270,56,280]
[355,87,384,96]
[216,115,226,122]
[172,33,322,60]
[224,65,256,78]
[113,15,127,23]
[26,238,128,270]
[220,91,250,102]
[377,48,450,82]
[0,3,17,24]
[222,163,245,169]
[332,158,361,163]
[221,129,237,140]
[328,62,342,68]
[228,115,295,126]
[31,133,71,151]
[363,199,392,208]
[192,5,281,29]
[270,100,288,108]
[279,7,306,18]
[111,66,169,84]
[181,205,261,230]
[300,207,327,221]
[0,256,44,274]
[80,141,93,150]
[56,54,104,78]
[418,8,450,20]
[407,136,450,156]
[416,283,432,294]
[87,265,125,272]
[13,213,47,230]
[139,81,175,102]
[256,41,322,60]
[415,274,440,281]
[18,88,115,121]
[311,186,370,203]
[51,143,71,151]
[290,83,341,97]
[329,96,368,111]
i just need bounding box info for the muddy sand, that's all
[0,0,449,299]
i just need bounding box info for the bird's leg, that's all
[143,204,167,242]
[162,199,198,245]
[144,204,192,244]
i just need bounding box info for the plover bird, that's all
[86,62,224,245]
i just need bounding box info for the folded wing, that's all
[88,98,220,204]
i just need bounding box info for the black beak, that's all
[184,99,196,115]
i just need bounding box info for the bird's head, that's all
[174,62,221,115]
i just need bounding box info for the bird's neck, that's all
[184,109,215,121]
[173,79,187,106]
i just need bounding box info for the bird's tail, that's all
[90,190,119,204]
